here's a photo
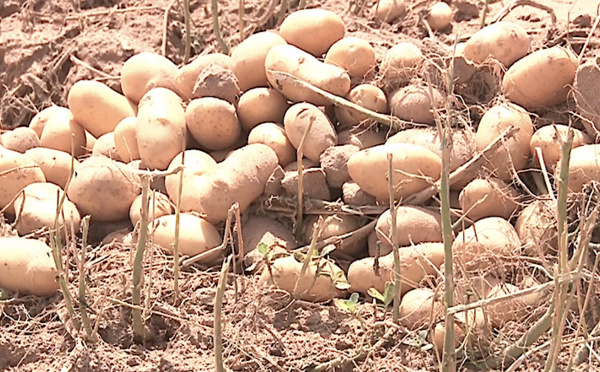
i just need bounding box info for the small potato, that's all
[231,31,287,91]
[92,132,122,161]
[137,88,187,170]
[237,88,290,131]
[129,191,173,227]
[376,206,442,248]
[338,127,386,149]
[515,199,557,256]
[304,214,366,257]
[120,52,179,104]
[530,124,590,169]
[29,106,66,138]
[38,107,87,157]
[463,21,530,67]
[265,44,351,106]
[348,143,442,201]
[279,9,345,56]
[459,177,519,221]
[282,168,331,200]
[374,0,407,23]
[476,103,533,181]
[68,80,136,138]
[186,97,241,151]
[565,144,600,193]
[324,37,376,78]
[24,148,80,189]
[248,123,295,167]
[502,47,579,109]
[67,156,140,222]
[400,288,443,330]
[320,145,360,189]
[381,42,424,83]
[2,127,39,153]
[389,84,444,125]
[0,149,46,213]
[284,103,337,163]
[0,237,58,296]
[426,2,452,31]
[153,213,222,260]
[114,117,140,162]
[175,53,233,100]
[164,149,217,204]
[334,85,388,126]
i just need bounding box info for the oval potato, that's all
[459,177,519,221]
[0,149,46,213]
[334,84,388,126]
[38,107,87,157]
[324,37,376,78]
[185,97,242,151]
[175,53,233,100]
[248,123,295,167]
[284,103,338,163]
[279,9,345,56]
[24,147,80,189]
[237,88,290,131]
[463,21,530,67]
[153,213,222,260]
[530,124,590,169]
[120,52,179,104]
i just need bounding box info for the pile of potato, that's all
[1,2,598,355]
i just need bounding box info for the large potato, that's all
[237,88,289,131]
[279,9,345,56]
[381,42,424,83]
[399,288,443,330]
[389,84,444,125]
[68,80,136,138]
[502,47,579,109]
[565,144,600,193]
[29,106,66,138]
[282,168,331,200]
[324,37,376,78]
[185,97,242,151]
[1,127,39,153]
[265,44,351,106]
[38,107,87,157]
[348,143,442,201]
[164,149,217,204]
[530,124,590,169]
[114,117,140,162]
[129,191,173,227]
[0,149,46,213]
[243,215,295,272]
[459,177,519,221]
[120,52,179,104]
[248,123,295,167]
[463,22,530,67]
[137,88,187,170]
[284,103,337,163]
[515,199,557,256]
[24,148,80,189]
[375,0,407,23]
[376,206,442,248]
[334,84,388,126]
[175,53,233,99]
[67,156,140,222]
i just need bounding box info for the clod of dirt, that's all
[282,168,331,200]
[192,64,241,104]
[320,144,360,189]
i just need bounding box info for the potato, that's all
[502,47,579,109]
[475,103,533,181]
[164,149,217,204]
[320,145,360,188]
[259,255,347,302]
[515,199,557,256]
[573,62,600,138]
[400,288,443,330]
[0,237,58,296]
[114,117,140,163]
[136,88,187,170]
[279,9,345,57]
[185,97,241,151]
[191,64,240,104]
[334,85,388,126]
[426,2,452,31]
[348,143,442,201]
[283,158,319,172]
[342,181,376,206]
[304,214,365,257]
[129,191,173,227]
[374,0,407,23]
[68,80,136,138]
[324,37,376,78]
[92,132,122,162]
[530,124,590,169]
[282,168,331,200]
[237,88,290,131]
[120,52,179,104]
[231,31,287,91]
[67,156,140,221]
[242,215,296,271]
[565,144,600,193]
[14,182,81,236]
[458,177,519,221]
[284,103,337,163]
[338,127,386,149]
[152,213,222,260]
[452,217,521,267]
[248,123,295,167]
[486,282,544,327]
[2,127,39,153]
[29,106,65,138]
[175,53,233,100]
[265,44,351,106]
[38,107,87,157]
[84,131,96,153]
[376,206,442,248]
[128,159,168,195]
[24,148,79,189]
[463,21,530,67]
[389,84,443,125]
[431,309,486,353]
[0,149,46,213]
[195,144,279,222]
[381,42,424,83]
[348,242,444,295]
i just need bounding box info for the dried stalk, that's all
[387,153,401,323]
[132,174,150,340]
[215,255,232,372]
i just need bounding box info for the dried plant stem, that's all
[492,0,557,24]
[293,217,324,298]
[277,0,289,25]
[480,0,489,28]
[173,150,185,304]
[386,153,401,323]
[299,0,308,10]
[295,116,316,240]
[578,14,600,63]
[161,0,177,57]
[182,0,191,63]
[211,0,230,54]
[215,255,231,372]
[132,175,150,340]
[238,0,245,41]
[79,216,93,340]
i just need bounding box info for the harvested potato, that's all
[475,103,533,181]
[186,97,241,151]
[237,88,290,131]
[192,64,240,104]
[502,47,579,109]
[248,123,295,167]
[152,213,222,261]
[25,148,79,189]
[338,127,386,149]
[279,9,345,56]
[67,156,140,222]
[242,215,296,271]
[334,85,388,126]
[381,42,424,84]
[458,177,519,221]
[374,0,407,23]
[431,309,486,353]
[304,214,365,257]
[565,144,600,193]
[29,106,66,138]
[515,199,557,256]
[400,288,443,330]
[1,127,39,153]
[128,159,168,195]
[265,44,351,106]
[348,143,442,201]
[530,124,590,169]
[0,149,46,213]
[175,53,233,99]
[376,206,442,248]
[114,117,140,163]
[283,158,320,172]
[68,80,136,138]
[463,21,530,67]
[284,103,338,163]
[486,282,544,327]
[320,145,360,188]
[137,88,187,170]
[426,2,452,31]
[129,191,173,226]
[573,62,600,138]
[164,149,217,205]
[0,237,58,296]
[92,132,122,161]
[120,52,179,104]
[38,107,87,157]
[324,37,376,78]
[342,181,376,206]
[389,84,443,125]
[282,168,331,200]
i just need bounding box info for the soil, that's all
[2,0,600,371]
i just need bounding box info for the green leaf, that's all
[0,288,10,300]
[320,244,336,258]
[383,281,395,307]
[367,287,385,302]
[257,242,269,255]
[333,296,359,314]
[293,251,306,263]
[348,292,360,305]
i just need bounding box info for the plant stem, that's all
[211,0,230,54]
[132,174,150,340]
[215,255,231,372]
[173,150,185,304]
[295,115,316,240]
[183,0,191,63]
[277,0,289,25]
[293,217,323,298]
[79,215,93,340]
[387,153,401,324]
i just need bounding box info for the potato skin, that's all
[459,177,519,221]
[129,191,173,227]
[516,199,557,256]
[399,288,443,330]
[237,88,289,131]
[164,149,217,205]
[463,21,530,67]
[334,84,388,126]
[375,0,407,23]
[1,127,40,153]
[348,143,442,201]
[381,42,424,83]
[175,53,233,100]
[248,123,295,167]
[530,124,590,169]
[185,97,242,151]
[502,47,579,109]
[0,149,46,213]
[320,144,360,188]
[29,106,67,138]
[38,107,87,157]
[153,214,222,260]
[136,88,187,170]
[68,80,136,138]
[389,85,443,125]
[92,133,122,162]
[284,103,338,163]
[114,117,140,162]
[120,52,179,104]
[265,44,351,106]
[324,37,376,78]
[376,206,442,248]
[426,2,452,31]
[24,147,80,189]
[279,9,345,57]
[566,144,600,192]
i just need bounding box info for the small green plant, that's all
[334,292,360,315]
[368,281,395,310]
